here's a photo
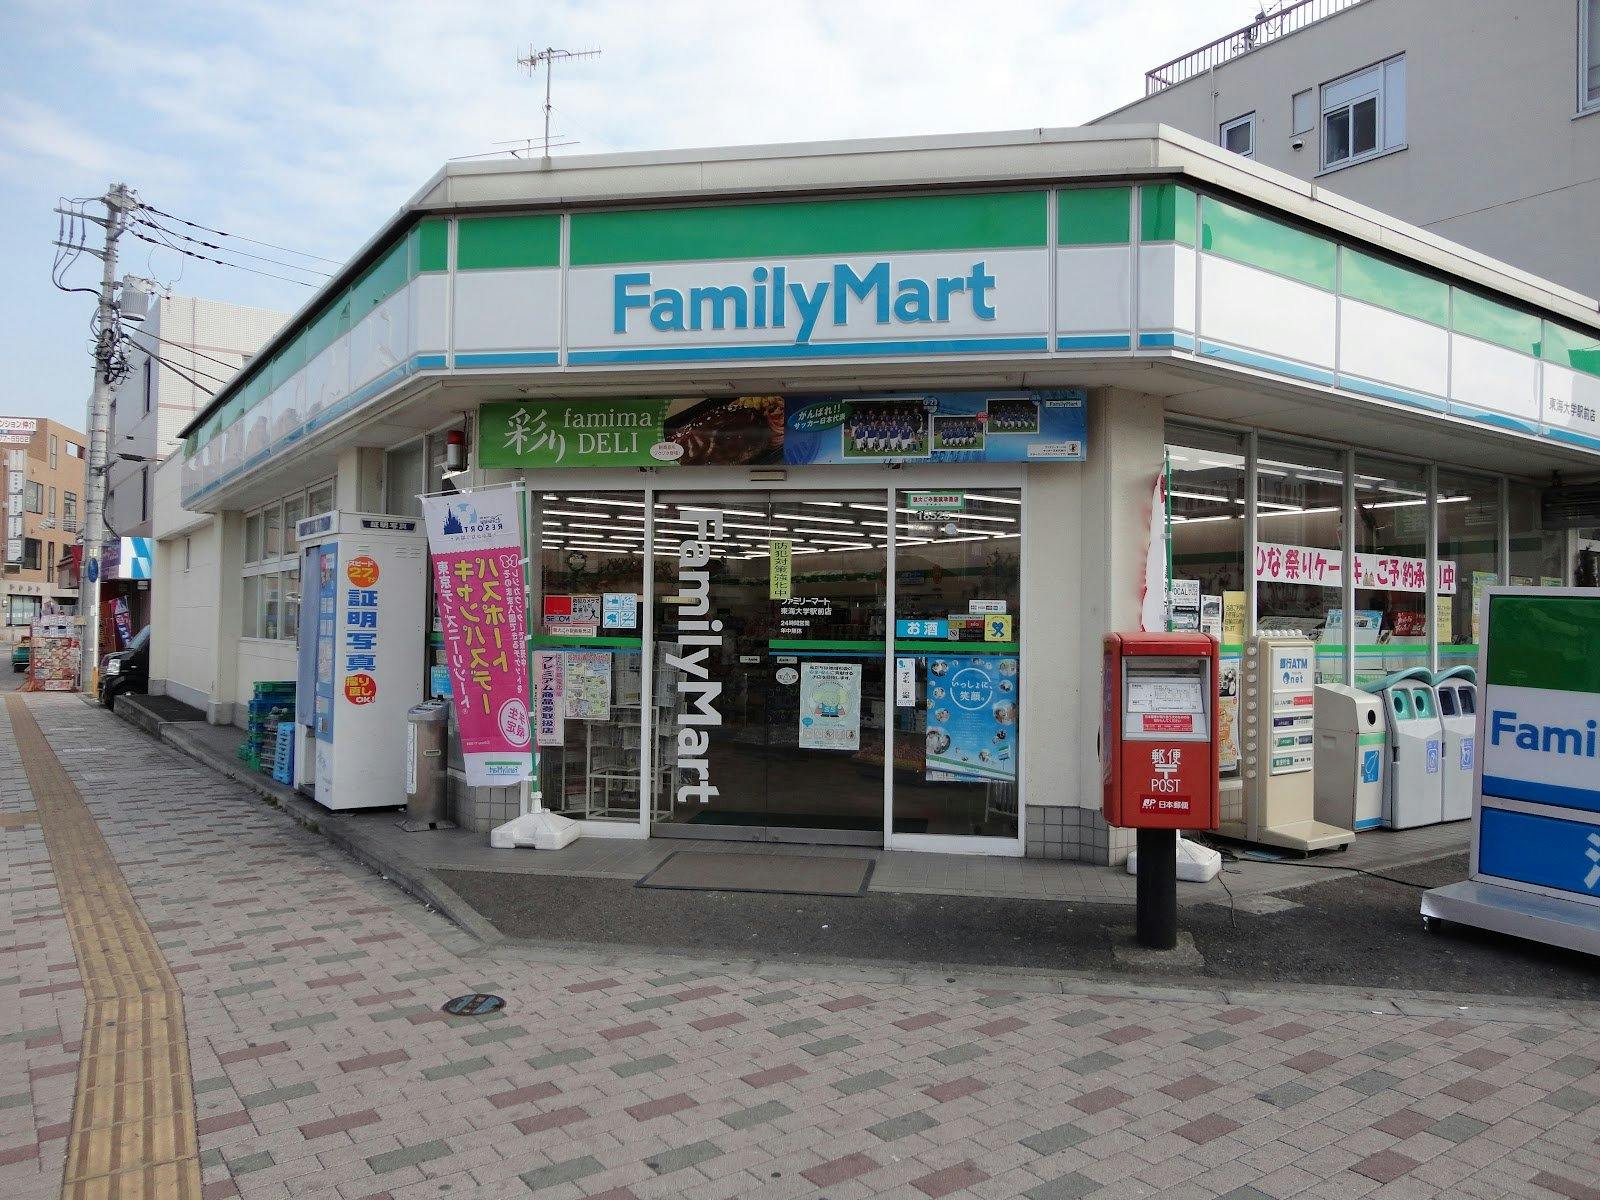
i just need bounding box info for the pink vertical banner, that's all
[422,488,532,787]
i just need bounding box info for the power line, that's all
[140,347,221,397]
[124,225,320,287]
[139,201,342,265]
[125,337,234,388]
[122,324,248,377]
[133,213,331,278]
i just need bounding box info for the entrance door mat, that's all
[636,851,875,897]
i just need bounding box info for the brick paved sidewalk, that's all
[3,694,1599,1200]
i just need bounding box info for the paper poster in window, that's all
[564,651,612,721]
[798,662,862,750]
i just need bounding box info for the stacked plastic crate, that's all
[238,681,295,773]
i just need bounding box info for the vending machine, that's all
[294,512,428,810]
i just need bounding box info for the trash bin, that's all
[402,700,451,831]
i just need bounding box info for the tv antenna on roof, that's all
[516,45,602,161]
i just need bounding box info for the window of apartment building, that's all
[143,358,155,415]
[47,486,55,518]
[46,542,54,582]
[139,467,150,523]
[1322,55,1406,170]
[1219,112,1255,158]
[49,435,58,469]
[183,535,192,572]
[1291,89,1315,136]
[22,537,40,570]
[24,481,42,513]
[1584,0,1600,113]
[63,491,77,530]
[7,595,41,626]
[66,442,83,459]
[240,478,331,641]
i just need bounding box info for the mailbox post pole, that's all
[1135,829,1178,949]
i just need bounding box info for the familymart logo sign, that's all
[567,249,1050,364]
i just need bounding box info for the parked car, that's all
[99,626,150,707]
[10,637,29,673]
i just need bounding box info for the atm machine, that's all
[1372,668,1444,828]
[1432,666,1476,822]
[294,511,428,810]
[1226,631,1353,852]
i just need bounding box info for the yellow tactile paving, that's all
[0,809,40,828]
[5,696,202,1200]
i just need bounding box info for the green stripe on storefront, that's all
[458,214,561,270]
[1200,197,1336,290]
[895,641,1017,654]
[568,192,1048,266]
[416,219,448,272]
[1139,183,1196,246]
[1452,289,1542,355]
[1485,595,1600,692]
[1358,731,1387,747]
[1340,249,1449,327]
[1058,187,1129,246]
[1541,320,1600,379]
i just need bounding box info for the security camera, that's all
[1290,136,1305,150]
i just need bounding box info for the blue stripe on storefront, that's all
[1138,331,1195,350]
[1338,375,1448,413]
[1543,425,1600,451]
[1448,404,1539,436]
[455,351,560,368]
[1197,341,1337,387]
[415,353,447,369]
[567,336,1050,365]
[1354,817,1384,831]
[1055,334,1132,351]
[1483,775,1600,815]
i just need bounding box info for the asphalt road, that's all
[439,851,1600,1002]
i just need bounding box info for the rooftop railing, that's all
[1145,0,1369,95]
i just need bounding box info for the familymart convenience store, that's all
[172,129,1600,863]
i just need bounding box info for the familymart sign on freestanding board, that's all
[1422,588,1600,956]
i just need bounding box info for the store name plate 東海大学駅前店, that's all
[612,261,999,346]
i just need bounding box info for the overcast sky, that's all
[1,0,1253,430]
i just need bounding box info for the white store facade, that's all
[152,126,1600,864]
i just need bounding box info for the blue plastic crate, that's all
[271,722,295,784]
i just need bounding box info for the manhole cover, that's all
[442,993,505,1016]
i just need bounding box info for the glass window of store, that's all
[241,480,328,641]
[1436,471,1500,674]
[384,438,427,520]
[1352,456,1430,684]
[1509,483,1567,588]
[533,492,646,822]
[1256,439,1347,684]
[892,489,1020,839]
[1166,426,1248,783]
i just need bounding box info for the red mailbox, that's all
[1103,632,1220,830]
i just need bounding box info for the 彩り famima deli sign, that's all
[479,391,1086,469]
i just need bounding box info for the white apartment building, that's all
[1095,0,1600,302]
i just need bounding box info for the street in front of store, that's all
[5,693,1600,1200]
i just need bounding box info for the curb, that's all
[114,702,503,948]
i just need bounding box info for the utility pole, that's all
[516,46,601,160]
[73,183,135,694]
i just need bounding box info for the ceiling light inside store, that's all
[963,493,1022,505]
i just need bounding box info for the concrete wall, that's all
[1097,0,1600,299]
[1023,388,1165,864]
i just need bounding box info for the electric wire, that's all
[137,201,342,264]
[139,349,220,397]
[131,340,233,388]
[132,213,331,278]
[124,226,321,287]
[123,326,245,377]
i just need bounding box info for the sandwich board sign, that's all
[1421,588,1600,956]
